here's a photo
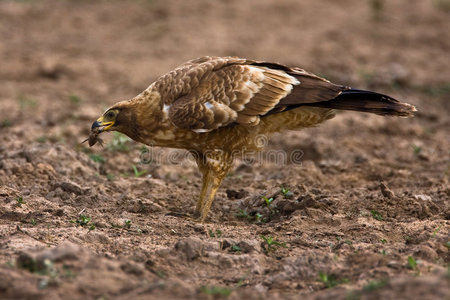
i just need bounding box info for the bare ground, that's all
[0,0,449,299]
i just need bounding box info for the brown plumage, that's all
[89,56,416,222]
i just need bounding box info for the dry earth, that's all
[0,0,449,299]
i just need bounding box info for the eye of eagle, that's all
[106,110,116,119]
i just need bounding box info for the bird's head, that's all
[91,108,120,133]
[88,90,162,147]
[90,101,141,142]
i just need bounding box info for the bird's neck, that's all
[118,86,191,148]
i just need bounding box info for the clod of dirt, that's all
[237,240,260,253]
[380,181,395,199]
[267,252,336,285]
[413,245,439,262]
[51,180,86,195]
[221,239,260,253]
[226,189,249,199]
[276,199,302,215]
[120,261,145,276]
[174,237,204,260]
[16,242,81,272]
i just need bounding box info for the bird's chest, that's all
[139,128,192,148]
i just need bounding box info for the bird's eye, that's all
[106,111,116,119]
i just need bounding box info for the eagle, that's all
[88,56,416,222]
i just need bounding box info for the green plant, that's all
[235,209,266,223]
[208,229,222,238]
[261,235,286,252]
[36,136,47,143]
[235,209,249,219]
[89,154,106,164]
[156,270,167,279]
[230,245,241,253]
[1,119,12,127]
[407,256,417,270]
[110,222,122,228]
[281,186,293,198]
[71,215,91,227]
[124,220,131,229]
[432,224,442,237]
[370,210,383,221]
[318,272,348,288]
[412,145,422,155]
[132,165,146,177]
[363,279,388,291]
[255,213,264,223]
[262,196,274,207]
[16,197,25,207]
[31,219,37,226]
[199,286,232,297]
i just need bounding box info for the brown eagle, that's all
[88,56,416,222]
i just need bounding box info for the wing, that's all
[155,56,346,132]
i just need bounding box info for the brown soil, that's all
[0,0,449,299]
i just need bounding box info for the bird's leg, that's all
[199,175,225,222]
[196,168,212,213]
[194,150,233,222]
[191,151,209,217]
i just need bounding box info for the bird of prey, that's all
[89,56,416,222]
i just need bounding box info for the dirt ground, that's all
[0,0,449,299]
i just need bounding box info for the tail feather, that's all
[306,89,417,117]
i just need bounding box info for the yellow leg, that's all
[195,170,211,215]
[199,177,222,222]
[191,150,233,222]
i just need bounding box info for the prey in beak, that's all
[82,109,119,147]
[82,126,104,147]
[81,123,104,147]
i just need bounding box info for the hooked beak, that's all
[91,116,114,132]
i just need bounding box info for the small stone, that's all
[238,240,259,253]
[414,245,438,262]
[52,181,85,195]
[220,239,233,250]
[174,237,204,260]
[380,182,395,199]
[120,261,144,276]
[17,242,80,272]
[414,194,432,201]
[387,260,401,269]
